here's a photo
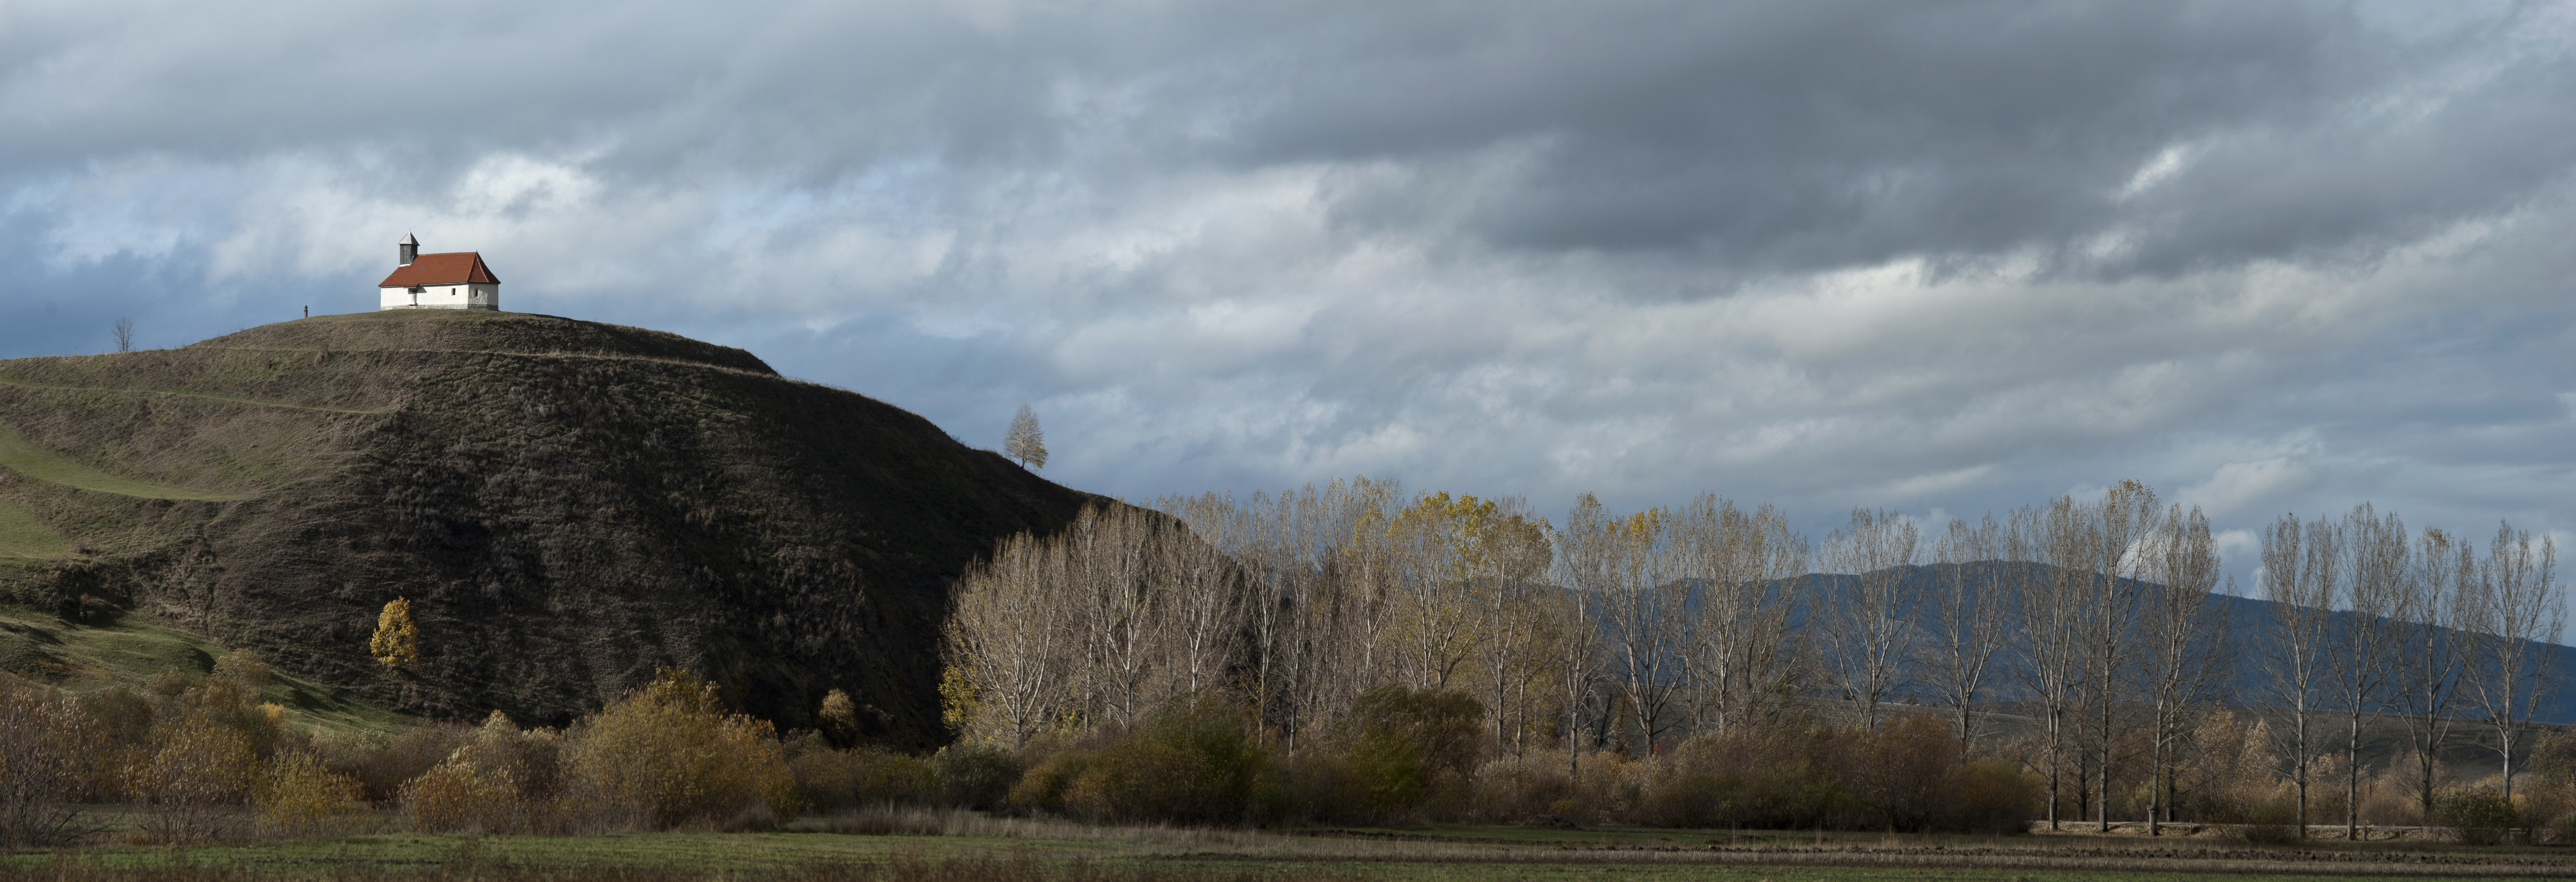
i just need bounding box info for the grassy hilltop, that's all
[0,309,1096,744]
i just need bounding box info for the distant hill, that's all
[0,309,1097,745]
[1801,564,2576,725]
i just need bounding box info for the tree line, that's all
[942,478,2569,834]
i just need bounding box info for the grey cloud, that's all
[4,0,2574,607]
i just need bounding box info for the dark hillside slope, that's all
[0,309,1095,745]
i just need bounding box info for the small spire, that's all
[399,232,418,266]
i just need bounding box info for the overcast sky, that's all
[5,0,2573,599]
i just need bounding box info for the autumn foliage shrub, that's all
[400,712,565,833]
[128,653,283,844]
[257,750,371,838]
[559,669,797,830]
[0,680,94,847]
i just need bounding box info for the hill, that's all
[0,309,1097,745]
[1809,564,2576,724]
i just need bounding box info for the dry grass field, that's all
[10,806,2573,881]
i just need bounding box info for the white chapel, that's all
[377,234,500,311]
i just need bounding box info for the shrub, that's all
[400,712,566,833]
[2237,803,2302,846]
[329,724,468,802]
[935,742,1022,810]
[792,747,935,813]
[0,682,94,847]
[559,669,797,829]
[1060,693,1278,825]
[130,708,256,844]
[818,689,863,749]
[1853,714,1961,831]
[258,750,370,838]
[1326,685,1482,818]
[403,753,519,833]
[2434,790,2517,846]
[1469,755,1574,823]
[1008,747,1094,814]
[1941,759,2039,836]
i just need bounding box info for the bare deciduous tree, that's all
[944,531,1078,747]
[2077,480,2160,831]
[2258,511,2334,837]
[1923,514,2006,754]
[1818,508,1919,733]
[2391,526,2474,820]
[1005,405,1048,468]
[2333,504,2404,838]
[2459,522,2562,804]
[2140,504,2227,837]
[1682,496,1803,739]
[1596,504,1683,754]
[2012,499,2085,831]
[112,318,134,354]
[1555,493,1616,774]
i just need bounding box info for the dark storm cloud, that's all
[1223,2,2568,281]
[4,0,2574,601]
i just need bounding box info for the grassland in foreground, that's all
[15,810,2575,881]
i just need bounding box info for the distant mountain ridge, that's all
[1796,563,2576,725]
[0,309,1099,744]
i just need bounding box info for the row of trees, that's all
[941,478,2567,833]
[2257,506,2561,837]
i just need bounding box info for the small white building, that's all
[377,234,500,311]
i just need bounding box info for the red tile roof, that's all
[377,252,499,287]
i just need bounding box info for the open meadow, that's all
[5,808,2574,882]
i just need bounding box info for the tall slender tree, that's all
[2078,480,2160,831]
[1818,508,1919,732]
[1597,506,1683,753]
[2459,522,2562,804]
[1924,514,2006,754]
[2332,504,2403,839]
[1555,494,1614,775]
[2391,527,2473,819]
[1681,497,1803,738]
[2258,512,2334,838]
[2013,498,2086,830]
[2140,504,2226,836]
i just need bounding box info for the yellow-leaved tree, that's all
[370,598,419,670]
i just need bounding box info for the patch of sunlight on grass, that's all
[0,496,69,558]
[0,423,246,501]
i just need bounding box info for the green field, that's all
[12,815,2566,881]
[0,422,244,501]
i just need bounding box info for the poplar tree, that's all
[1005,405,1048,468]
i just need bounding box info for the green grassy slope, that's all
[0,310,1098,743]
[0,603,408,733]
[0,422,245,500]
[0,496,71,559]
